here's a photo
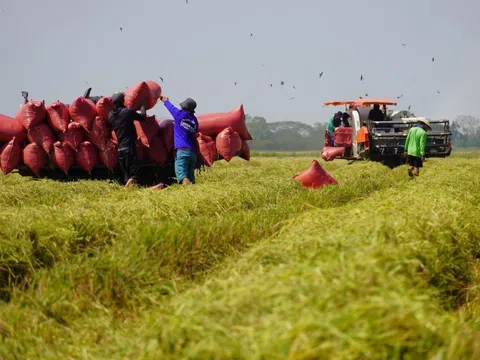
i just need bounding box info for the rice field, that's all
[0,150,479,359]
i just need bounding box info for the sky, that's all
[0,0,479,124]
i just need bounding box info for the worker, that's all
[327,111,343,145]
[404,119,431,178]
[368,104,385,122]
[341,112,351,127]
[160,96,199,185]
[108,92,147,187]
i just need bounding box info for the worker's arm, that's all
[420,131,427,157]
[131,105,147,122]
[162,98,183,122]
[404,129,411,154]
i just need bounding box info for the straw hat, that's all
[418,118,432,131]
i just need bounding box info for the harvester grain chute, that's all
[321,98,452,167]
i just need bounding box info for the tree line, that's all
[246,114,480,150]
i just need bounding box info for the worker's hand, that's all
[160,96,169,102]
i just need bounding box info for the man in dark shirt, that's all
[108,92,146,187]
[368,104,385,122]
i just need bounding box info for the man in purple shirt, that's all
[160,95,199,185]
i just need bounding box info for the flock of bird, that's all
[79,1,442,110]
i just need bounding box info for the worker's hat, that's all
[417,118,432,131]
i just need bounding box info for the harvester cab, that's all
[322,98,452,166]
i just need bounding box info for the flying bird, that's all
[159,76,164,83]
[365,93,369,97]
[402,44,406,47]
[408,105,411,111]
[319,72,323,78]
[359,96,363,99]
[269,84,273,87]
[120,27,123,31]
[186,0,188,3]
[290,97,295,100]
[397,94,403,99]
[280,81,284,86]
[234,82,237,86]
[360,75,364,81]
[250,33,254,38]
[293,85,296,89]
[437,90,440,94]
[432,57,435,62]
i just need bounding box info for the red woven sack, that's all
[46,101,69,133]
[69,97,96,132]
[76,141,99,174]
[99,140,118,171]
[96,97,114,120]
[198,105,252,141]
[59,122,84,152]
[294,160,338,189]
[145,81,162,109]
[87,116,109,150]
[125,82,151,111]
[0,114,27,143]
[23,143,48,176]
[148,136,168,165]
[196,133,217,167]
[16,101,46,130]
[135,115,160,148]
[215,126,242,162]
[239,141,250,161]
[321,147,344,162]
[0,137,22,175]
[27,123,56,153]
[52,141,74,174]
[158,119,174,152]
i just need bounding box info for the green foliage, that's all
[0,152,479,359]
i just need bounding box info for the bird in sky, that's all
[360,75,364,81]
[437,90,440,94]
[159,76,164,83]
[250,33,254,38]
[365,93,369,97]
[293,85,296,89]
[234,82,237,86]
[269,84,273,87]
[120,27,123,31]
[432,57,435,62]
[280,81,284,86]
[408,105,411,111]
[402,44,406,47]
[290,97,295,100]
[397,94,403,99]
[319,72,323,78]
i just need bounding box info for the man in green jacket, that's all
[327,111,343,145]
[404,118,431,178]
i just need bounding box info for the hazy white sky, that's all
[0,0,479,124]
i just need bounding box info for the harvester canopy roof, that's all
[353,98,398,107]
[324,98,397,108]
[323,100,355,106]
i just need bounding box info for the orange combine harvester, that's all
[321,98,452,167]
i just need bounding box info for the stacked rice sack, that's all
[195,104,252,167]
[0,81,164,176]
[0,80,252,177]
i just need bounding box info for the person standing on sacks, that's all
[160,96,199,185]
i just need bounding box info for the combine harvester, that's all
[321,98,452,167]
